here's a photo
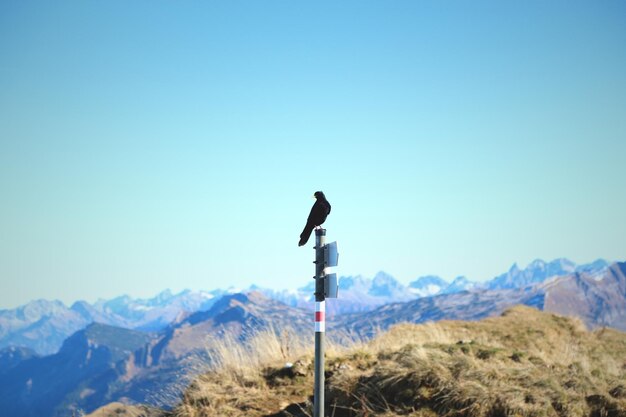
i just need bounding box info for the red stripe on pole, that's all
[315,311,325,322]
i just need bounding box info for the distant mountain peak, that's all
[337,275,369,290]
[70,322,149,345]
[370,272,404,297]
[410,275,447,287]
[408,275,448,298]
[59,322,153,364]
[373,271,395,282]
[182,291,272,327]
[576,259,609,275]
[219,291,269,307]
[487,258,605,291]
[154,289,173,301]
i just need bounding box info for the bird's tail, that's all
[298,222,315,246]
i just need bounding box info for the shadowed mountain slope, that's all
[0,292,311,417]
[0,323,154,417]
[0,346,38,373]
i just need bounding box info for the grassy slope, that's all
[170,306,626,417]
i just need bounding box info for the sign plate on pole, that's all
[324,241,339,267]
[324,273,338,298]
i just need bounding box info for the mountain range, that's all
[0,289,225,355]
[0,258,623,417]
[0,292,310,417]
[339,262,626,337]
[0,258,610,356]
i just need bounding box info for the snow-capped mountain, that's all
[407,275,448,297]
[85,289,222,331]
[406,258,609,297]
[323,272,415,315]
[370,271,409,298]
[253,272,415,315]
[407,275,476,297]
[0,299,91,356]
[247,285,312,310]
[442,276,477,294]
[575,258,611,279]
[486,258,608,290]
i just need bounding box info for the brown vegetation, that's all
[88,306,623,417]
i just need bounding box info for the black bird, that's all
[298,191,331,247]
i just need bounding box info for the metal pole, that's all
[314,228,326,417]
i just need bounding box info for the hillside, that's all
[124,306,626,417]
[0,292,312,417]
[0,323,154,417]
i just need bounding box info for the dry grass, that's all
[170,326,360,417]
[170,306,626,417]
[203,327,310,376]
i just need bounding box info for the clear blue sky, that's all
[1,1,625,309]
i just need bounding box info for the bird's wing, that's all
[306,203,317,222]
[307,201,323,221]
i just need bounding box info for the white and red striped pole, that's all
[315,301,325,333]
[313,228,326,417]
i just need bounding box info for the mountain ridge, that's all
[0,258,612,355]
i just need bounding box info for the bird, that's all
[298,191,331,247]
